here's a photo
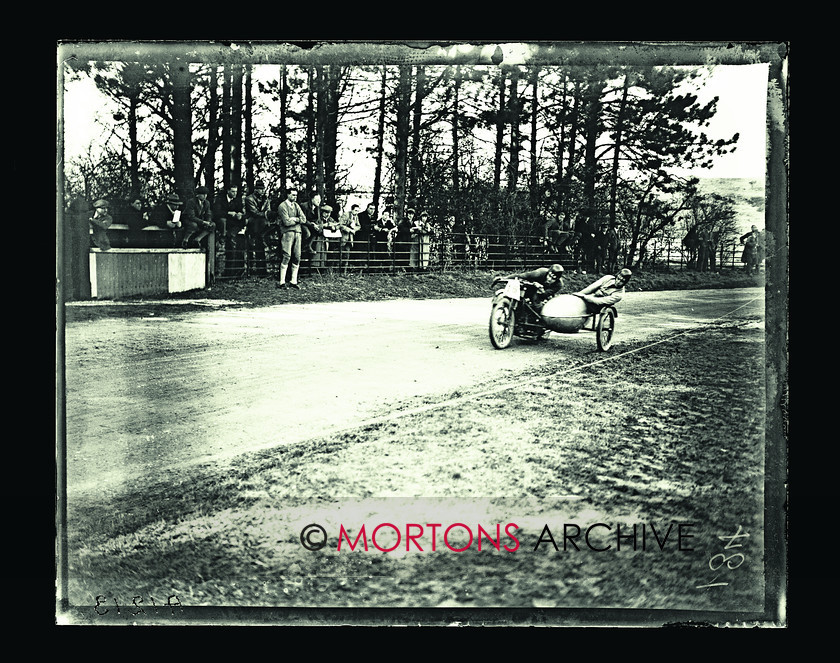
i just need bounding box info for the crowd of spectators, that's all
[70,184,466,286]
[69,183,767,287]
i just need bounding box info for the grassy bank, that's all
[184,268,762,307]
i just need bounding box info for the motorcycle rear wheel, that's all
[489,299,515,349]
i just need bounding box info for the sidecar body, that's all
[540,294,592,332]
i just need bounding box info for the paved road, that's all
[60,287,763,497]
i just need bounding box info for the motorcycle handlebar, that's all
[492,277,537,287]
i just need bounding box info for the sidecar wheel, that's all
[489,299,515,349]
[596,308,615,351]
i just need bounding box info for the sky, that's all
[59,59,770,194]
[672,63,769,180]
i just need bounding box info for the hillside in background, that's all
[696,177,765,235]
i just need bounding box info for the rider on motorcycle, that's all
[574,268,632,312]
[493,263,565,311]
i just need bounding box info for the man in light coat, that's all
[276,187,306,288]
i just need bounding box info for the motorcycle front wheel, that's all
[489,299,515,349]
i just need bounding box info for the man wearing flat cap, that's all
[89,199,114,250]
[307,203,333,270]
[181,185,214,248]
[148,192,183,247]
[245,181,271,276]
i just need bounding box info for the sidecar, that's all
[541,294,618,351]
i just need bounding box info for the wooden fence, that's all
[214,232,752,279]
[92,225,753,282]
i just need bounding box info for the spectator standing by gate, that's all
[356,202,376,270]
[276,187,306,289]
[309,203,334,271]
[451,215,468,266]
[213,184,245,275]
[245,182,271,276]
[339,203,361,272]
[393,208,415,271]
[573,215,597,273]
[373,207,395,273]
[740,225,763,274]
[301,192,322,263]
[410,211,431,271]
[696,225,712,272]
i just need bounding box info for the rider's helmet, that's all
[549,263,564,275]
[617,268,632,284]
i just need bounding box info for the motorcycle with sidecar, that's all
[488,277,618,352]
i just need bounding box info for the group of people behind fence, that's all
[542,213,621,274]
[76,183,467,281]
[74,182,770,283]
[681,223,766,274]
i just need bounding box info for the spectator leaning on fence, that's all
[409,210,430,271]
[89,199,114,250]
[122,195,150,245]
[543,213,571,255]
[356,202,375,250]
[309,204,333,269]
[301,191,322,257]
[393,208,414,270]
[245,182,271,276]
[213,184,245,249]
[148,192,183,247]
[339,203,361,270]
[451,215,468,264]
[181,186,214,249]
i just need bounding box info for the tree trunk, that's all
[393,64,412,223]
[409,65,425,204]
[204,65,219,199]
[128,93,140,196]
[222,64,232,189]
[493,69,506,193]
[451,65,461,205]
[581,81,604,220]
[506,69,520,192]
[279,65,288,192]
[170,59,194,200]
[321,65,342,206]
[373,66,387,214]
[529,66,539,215]
[561,81,580,227]
[306,66,316,196]
[245,63,254,191]
[231,63,243,189]
[609,74,631,230]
